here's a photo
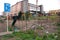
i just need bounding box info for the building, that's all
[3,0,40,16]
[39,5,44,14]
[48,9,60,15]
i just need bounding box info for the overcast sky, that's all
[0,0,60,15]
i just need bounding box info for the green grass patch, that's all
[36,26,44,30]
[48,16,57,20]
[38,16,47,20]
[1,29,57,40]
[56,22,60,40]
[0,20,4,23]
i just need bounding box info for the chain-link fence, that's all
[7,13,58,34]
[0,12,59,38]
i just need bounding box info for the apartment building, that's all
[3,0,40,16]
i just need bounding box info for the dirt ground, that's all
[0,22,7,32]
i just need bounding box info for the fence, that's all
[0,13,58,36]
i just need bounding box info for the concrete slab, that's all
[0,32,13,36]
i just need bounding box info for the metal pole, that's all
[36,0,38,24]
[25,12,28,31]
[36,0,38,14]
[7,12,8,32]
[34,0,38,31]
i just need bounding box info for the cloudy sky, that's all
[0,0,60,15]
